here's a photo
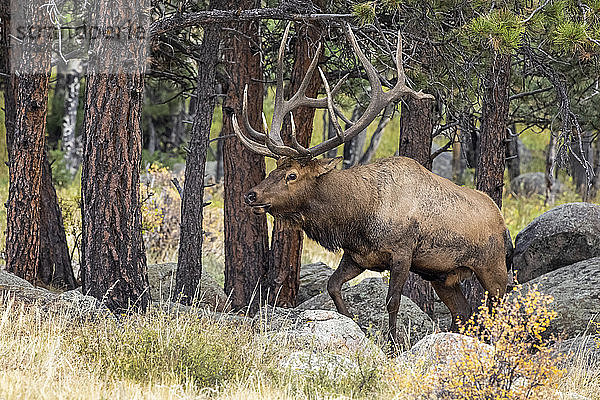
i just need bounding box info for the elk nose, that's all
[245,191,257,205]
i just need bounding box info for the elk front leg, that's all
[387,257,410,352]
[327,252,364,318]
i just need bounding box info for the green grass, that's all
[502,190,587,239]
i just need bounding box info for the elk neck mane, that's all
[274,163,383,252]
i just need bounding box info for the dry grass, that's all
[1,292,599,400]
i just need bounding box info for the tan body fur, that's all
[245,156,510,343]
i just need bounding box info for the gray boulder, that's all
[515,257,600,338]
[432,144,453,179]
[296,277,434,346]
[399,332,493,370]
[513,202,600,283]
[297,262,334,304]
[553,335,600,367]
[256,308,384,376]
[0,268,34,289]
[0,269,109,319]
[510,172,566,197]
[147,263,230,312]
[279,350,359,380]
[275,309,381,356]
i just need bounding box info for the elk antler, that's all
[232,23,434,159]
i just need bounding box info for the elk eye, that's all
[286,173,297,182]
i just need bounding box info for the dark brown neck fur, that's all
[274,166,381,252]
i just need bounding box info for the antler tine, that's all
[262,113,269,135]
[232,114,279,159]
[289,113,312,156]
[242,85,267,141]
[285,42,322,113]
[265,21,322,158]
[298,73,349,109]
[309,28,433,158]
[390,31,435,101]
[319,68,344,140]
[262,21,305,158]
[305,68,347,158]
[343,23,384,97]
[267,22,293,149]
[395,30,406,88]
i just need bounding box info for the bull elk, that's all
[233,23,510,346]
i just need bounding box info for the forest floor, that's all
[0,293,599,400]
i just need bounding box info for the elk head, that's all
[233,22,433,213]
[244,156,342,216]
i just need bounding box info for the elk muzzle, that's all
[244,190,271,215]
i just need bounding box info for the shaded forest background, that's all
[0,0,599,314]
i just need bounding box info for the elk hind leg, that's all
[431,280,472,332]
[474,260,508,311]
[327,253,364,318]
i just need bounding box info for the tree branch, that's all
[150,8,354,37]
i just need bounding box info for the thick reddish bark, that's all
[267,21,323,307]
[222,0,269,311]
[81,0,150,312]
[476,53,511,209]
[398,95,436,317]
[39,153,76,289]
[4,0,51,283]
[398,96,434,170]
[469,52,511,309]
[1,1,74,288]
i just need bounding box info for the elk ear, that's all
[316,157,342,177]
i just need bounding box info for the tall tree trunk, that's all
[476,53,511,209]
[398,97,434,169]
[545,132,557,205]
[267,21,323,308]
[174,15,222,305]
[147,117,157,155]
[397,95,436,317]
[343,105,367,169]
[461,113,478,170]
[4,0,52,283]
[359,103,394,165]
[0,0,14,148]
[505,123,520,184]
[62,58,83,176]
[569,132,593,200]
[222,0,269,311]
[39,152,76,288]
[47,63,67,149]
[470,52,511,309]
[452,137,465,184]
[169,99,185,149]
[81,0,150,312]
[591,134,600,199]
[1,0,74,288]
